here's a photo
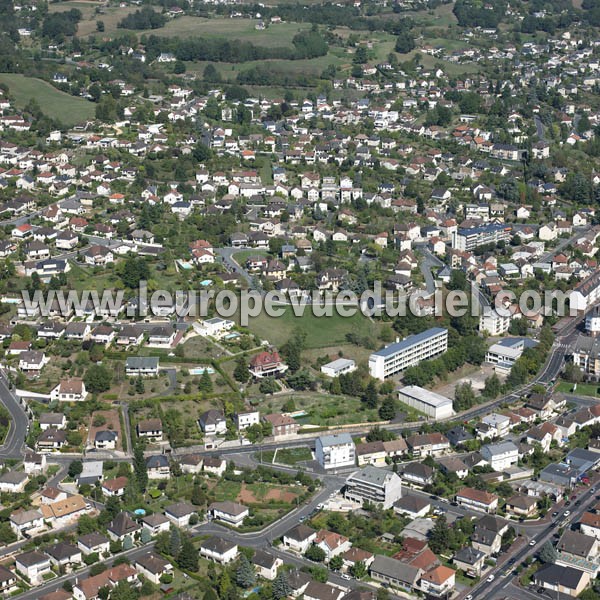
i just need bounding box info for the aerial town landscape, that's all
[5,0,600,599]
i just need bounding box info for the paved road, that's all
[417,245,444,295]
[476,477,600,600]
[215,246,255,287]
[534,115,546,141]
[0,370,29,459]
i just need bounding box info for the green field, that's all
[0,74,95,126]
[556,380,600,396]
[149,17,310,46]
[243,307,381,349]
[261,446,313,465]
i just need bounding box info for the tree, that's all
[111,580,138,600]
[245,423,264,444]
[118,256,150,289]
[68,459,83,478]
[539,541,558,564]
[483,373,502,399]
[198,369,213,394]
[379,396,396,420]
[133,444,148,492]
[122,535,133,551]
[235,555,255,588]
[234,357,250,383]
[191,484,206,506]
[140,527,152,544]
[329,555,343,571]
[362,380,378,409]
[350,560,367,579]
[305,545,326,562]
[84,364,112,393]
[395,33,415,54]
[454,382,476,412]
[272,572,292,599]
[429,515,450,554]
[177,537,198,571]
[96,20,104,32]
[169,527,182,557]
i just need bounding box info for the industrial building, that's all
[397,385,454,420]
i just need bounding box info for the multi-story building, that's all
[479,308,511,336]
[316,433,356,470]
[452,223,512,251]
[369,328,448,380]
[480,440,519,470]
[397,386,454,420]
[456,487,499,513]
[571,334,600,379]
[344,466,402,509]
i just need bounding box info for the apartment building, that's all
[344,466,403,509]
[369,328,448,380]
[316,433,356,470]
[452,223,512,251]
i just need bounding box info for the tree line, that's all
[143,28,328,63]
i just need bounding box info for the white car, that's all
[487,575,495,582]
[529,539,537,546]
[341,574,351,581]
[465,596,473,600]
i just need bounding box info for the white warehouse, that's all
[397,385,455,420]
[368,328,448,381]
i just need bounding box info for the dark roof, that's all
[45,542,79,561]
[165,502,195,518]
[534,563,588,590]
[200,536,237,554]
[284,524,316,542]
[108,512,140,537]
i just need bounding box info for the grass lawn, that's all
[232,249,269,265]
[556,380,600,396]
[262,446,313,465]
[209,479,242,502]
[148,17,310,46]
[179,336,219,360]
[0,74,95,126]
[242,307,381,349]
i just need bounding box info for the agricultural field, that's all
[0,74,95,126]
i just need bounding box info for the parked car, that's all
[487,575,495,582]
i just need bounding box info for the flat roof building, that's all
[397,385,454,420]
[369,328,448,380]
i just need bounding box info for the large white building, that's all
[397,385,454,420]
[369,328,448,380]
[315,434,356,470]
[570,271,600,312]
[344,466,403,509]
[452,224,512,251]
[479,308,511,336]
[320,358,356,378]
[480,441,519,471]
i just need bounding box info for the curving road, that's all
[0,370,28,459]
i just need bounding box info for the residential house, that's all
[199,537,239,564]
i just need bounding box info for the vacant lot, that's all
[261,392,380,426]
[0,74,95,125]
[262,446,313,465]
[243,307,381,349]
